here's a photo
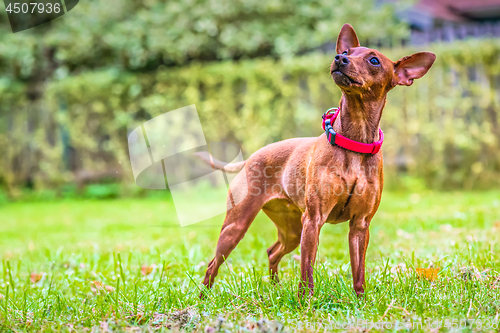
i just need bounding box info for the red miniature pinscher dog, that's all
[198,24,435,297]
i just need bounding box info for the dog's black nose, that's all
[334,54,350,66]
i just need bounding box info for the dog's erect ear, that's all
[393,52,436,86]
[336,24,360,54]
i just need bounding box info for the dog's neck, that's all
[333,93,386,143]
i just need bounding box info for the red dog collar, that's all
[322,108,384,154]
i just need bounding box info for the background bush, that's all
[0,0,408,71]
[1,39,500,196]
[0,0,498,196]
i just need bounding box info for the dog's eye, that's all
[369,57,380,65]
[342,51,348,55]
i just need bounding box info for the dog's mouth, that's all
[331,69,362,86]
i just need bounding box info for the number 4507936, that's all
[6,2,61,14]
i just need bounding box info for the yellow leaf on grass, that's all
[91,281,114,293]
[416,268,440,281]
[30,272,44,284]
[90,281,103,293]
[104,285,115,292]
[141,265,153,276]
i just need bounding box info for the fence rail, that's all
[318,21,500,52]
[411,21,500,45]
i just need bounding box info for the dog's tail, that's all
[194,151,246,173]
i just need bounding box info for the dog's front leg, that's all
[348,218,370,296]
[298,210,324,297]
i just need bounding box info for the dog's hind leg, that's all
[262,199,303,282]
[200,194,263,295]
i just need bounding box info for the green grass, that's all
[0,190,500,332]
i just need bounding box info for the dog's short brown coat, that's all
[199,24,435,297]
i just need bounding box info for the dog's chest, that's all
[322,154,382,223]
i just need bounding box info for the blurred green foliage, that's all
[0,0,498,196]
[0,0,408,73]
[1,39,500,197]
[84,183,121,199]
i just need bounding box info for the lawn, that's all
[0,190,499,332]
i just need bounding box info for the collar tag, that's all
[324,119,336,144]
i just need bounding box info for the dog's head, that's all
[330,24,436,96]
